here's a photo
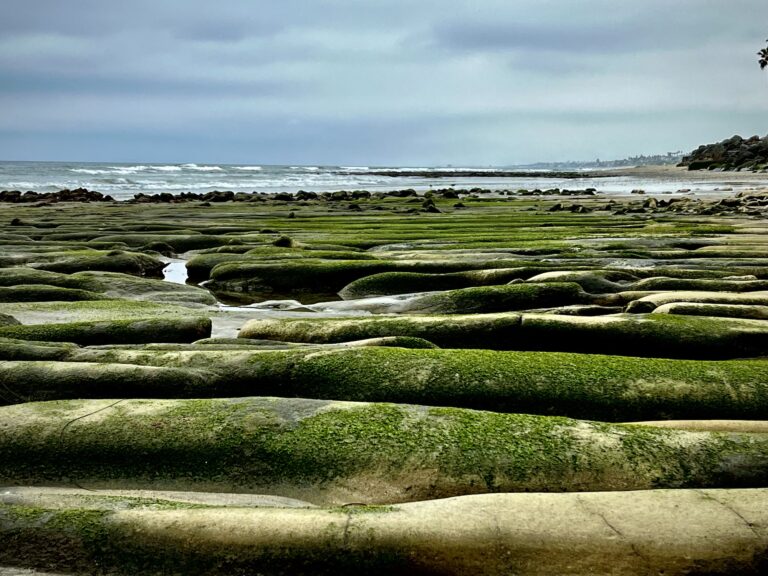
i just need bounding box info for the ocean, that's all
[0,161,761,201]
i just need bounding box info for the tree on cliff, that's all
[759,40,768,69]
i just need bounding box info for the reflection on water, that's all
[162,260,189,285]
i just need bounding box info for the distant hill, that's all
[678,135,768,171]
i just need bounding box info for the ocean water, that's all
[0,161,761,201]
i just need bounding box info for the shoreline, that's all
[2,165,768,204]
[3,164,768,202]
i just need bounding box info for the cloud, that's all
[1,0,768,163]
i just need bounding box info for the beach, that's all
[1,172,768,573]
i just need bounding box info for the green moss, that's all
[72,271,217,306]
[0,503,111,573]
[400,282,588,314]
[36,251,166,277]
[525,270,638,293]
[282,347,768,421]
[89,234,233,252]
[0,284,107,302]
[0,314,20,327]
[0,361,217,405]
[244,247,377,260]
[208,259,553,299]
[518,313,768,359]
[0,500,413,575]
[630,277,768,292]
[239,313,524,348]
[339,268,548,299]
[0,299,199,322]
[2,398,767,503]
[0,316,212,345]
[239,312,768,359]
[0,267,103,291]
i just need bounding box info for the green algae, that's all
[0,316,212,345]
[4,345,766,420]
[0,314,20,327]
[338,268,543,299]
[0,267,103,291]
[0,299,201,322]
[0,284,107,302]
[35,250,166,277]
[399,282,588,314]
[0,361,217,405]
[282,347,768,421]
[88,234,235,252]
[238,312,768,359]
[1,398,767,502]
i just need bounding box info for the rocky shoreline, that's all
[1,188,768,574]
[679,134,768,171]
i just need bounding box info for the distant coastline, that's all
[2,160,768,204]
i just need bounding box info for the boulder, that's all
[2,398,767,504]
[0,316,212,346]
[2,488,768,575]
[239,312,768,359]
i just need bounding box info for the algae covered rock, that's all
[629,276,768,293]
[266,347,768,421]
[2,488,768,576]
[0,314,20,327]
[239,312,768,359]
[207,259,396,298]
[88,233,234,253]
[652,302,768,320]
[0,284,106,302]
[339,268,542,299]
[0,338,77,362]
[0,267,102,290]
[239,313,525,349]
[526,270,637,294]
[10,346,766,420]
[208,259,538,301]
[626,290,768,312]
[0,300,207,325]
[73,271,217,306]
[396,282,588,314]
[0,316,212,346]
[517,313,768,359]
[36,250,166,277]
[1,398,767,504]
[0,361,216,404]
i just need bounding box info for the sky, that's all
[1,0,767,165]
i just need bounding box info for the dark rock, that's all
[386,189,418,198]
[296,191,318,201]
[272,235,297,248]
[202,190,235,202]
[679,134,768,171]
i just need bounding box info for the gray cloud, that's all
[1,0,767,164]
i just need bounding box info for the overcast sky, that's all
[1,0,767,165]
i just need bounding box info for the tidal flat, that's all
[1,184,768,574]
